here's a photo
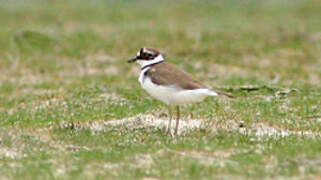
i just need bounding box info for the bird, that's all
[128,47,233,135]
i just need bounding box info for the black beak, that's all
[127,57,137,63]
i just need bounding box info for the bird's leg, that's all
[189,103,199,119]
[174,106,180,135]
[189,112,194,119]
[166,105,172,135]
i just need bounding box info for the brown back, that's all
[146,62,207,90]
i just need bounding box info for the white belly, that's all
[141,76,216,105]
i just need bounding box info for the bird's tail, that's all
[207,89,235,98]
[205,89,235,98]
[207,90,219,96]
[215,90,235,98]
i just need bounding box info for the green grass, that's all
[0,0,321,179]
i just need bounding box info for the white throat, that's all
[137,54,164,69]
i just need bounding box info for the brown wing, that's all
[146,62,207,90]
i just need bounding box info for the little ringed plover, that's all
[128,47,232,135]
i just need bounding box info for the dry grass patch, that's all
[57,114,321,139]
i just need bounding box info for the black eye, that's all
[142,53,150,58]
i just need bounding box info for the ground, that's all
[0,0,321,179]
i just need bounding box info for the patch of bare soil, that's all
[60,114,203,136]
[59,114,321,138]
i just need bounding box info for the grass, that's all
[0,0,321,179]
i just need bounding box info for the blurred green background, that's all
[0,0,321,179]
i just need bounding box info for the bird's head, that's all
[128,47,164,67]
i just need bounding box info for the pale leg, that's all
[174,106,180,135]
[167,106,172,135]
